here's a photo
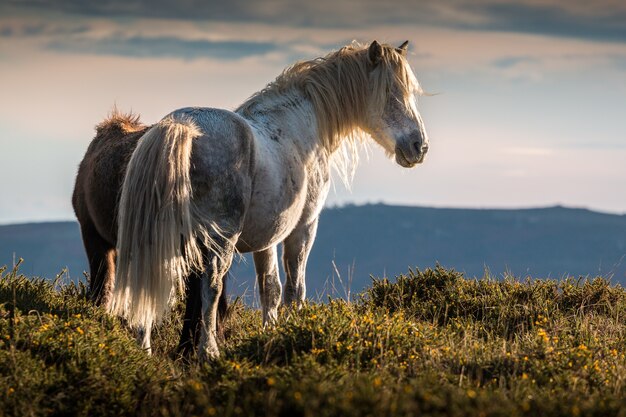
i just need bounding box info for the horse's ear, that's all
[368,40,383,66]
[396,40,409,55]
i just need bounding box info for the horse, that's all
[72,40,429,360]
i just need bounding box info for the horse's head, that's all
[364,40,429,168]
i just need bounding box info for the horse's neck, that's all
[237,90,334,230]
[238,90,329,159]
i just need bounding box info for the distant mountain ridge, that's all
[1,205,625,300]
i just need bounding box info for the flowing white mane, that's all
[237,42,422,182]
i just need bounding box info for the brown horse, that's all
[72,111,225,355]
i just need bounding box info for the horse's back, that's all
[168,107,254,150]
[72,112,149,243]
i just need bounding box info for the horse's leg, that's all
[177,269,203,358]
[177,248,231,359]
[136,325,152,354]
[198,243,234,361]
[79,219,116,307]
[253,246,282,326]
[282,219,319,307]
[217,274,229,331]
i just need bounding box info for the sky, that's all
[1,0,625,224]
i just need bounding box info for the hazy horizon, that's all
[2,0,625,224]
[0,202,624,227]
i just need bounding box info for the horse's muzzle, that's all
[395,129,428,167]
[395,141,428,168]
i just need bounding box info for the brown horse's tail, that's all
[109,115,207,331]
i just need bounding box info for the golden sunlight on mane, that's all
[238,41,421,184]
[239,42,420,151]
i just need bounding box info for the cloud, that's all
[0,21,90,37]
[468,2,626,43]
[46,36,280,60]
[3,8,626,78]
[4,0,626,43]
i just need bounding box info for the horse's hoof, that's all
[199,345,220,363]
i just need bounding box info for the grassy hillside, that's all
[1,263,626,416]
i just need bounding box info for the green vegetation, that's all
[1,263,626,416]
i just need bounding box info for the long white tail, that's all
[109,115,205,330]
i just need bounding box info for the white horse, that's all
[107,40,429,360]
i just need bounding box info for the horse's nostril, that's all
[414,141,428,155]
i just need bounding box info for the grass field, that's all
[1,263,625,416]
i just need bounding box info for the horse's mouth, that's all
[395,149,424,168]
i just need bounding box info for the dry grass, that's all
[1,263,626,416]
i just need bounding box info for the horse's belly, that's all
[236,164,307,252]
[237,194,305,252]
